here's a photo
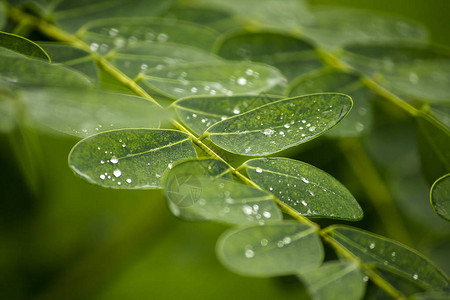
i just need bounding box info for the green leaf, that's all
[216,221,323,277]
[303,7,427,49]
[415,114,450,184]
[140,61,285,99]
[52,0,176,33]
[165,176,282,225]
[163,3,233,29]
[409,291,450,300]
[430,174,450,222]
[215,30,324,81]
[20,88,164,138]
[427,104,450,129]
[202,0,313,31]
[69,129,197,189]
[109,41,222,78]
[39,43,99,83]
[288,69,374,137]
[0,2,5,30]
[325,225,450,292]
[299,261,366,300]
[205,93,352,156]
[0,31,50,61]
[0,49,92,88]
[173,94,283,135]
[78,18,218,52]
[242,158,363,220]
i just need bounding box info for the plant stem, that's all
[6,6,407,299]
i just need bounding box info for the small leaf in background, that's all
[0,49,92,88]
[216,221,323,277]
[202,0,313,31]
[52,0,176,33]
[415,114,450,184]
[20,88,165,137]
[215,31,324,82]
[140,61,285,99]
[165,176,282,225]
[78,17,218,52]
[173,94,283,135]
[109,42,222,78]
[206,93,352,156]
[243,158,363,220]
[39,43,99,83]
[325,225,450,293]
[0,31,50,61]
[288,69,374,137]
[69,129,197,189]
[430,174,450,222]
[302,7,427,49]
[298,261,366,300]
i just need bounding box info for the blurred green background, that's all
[1,0,449,299]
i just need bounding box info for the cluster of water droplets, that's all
[96,142,132,186]
[243,235,293,259]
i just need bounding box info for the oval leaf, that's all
[166,176,282,225]
[20,88,165,137]
[216,221,323,277]
[173,94,283,135]
[69,129,197,189]
[0,31,50,61]
[325,225,450,292]
[205,93,352,156]
[430,174,450,222]
[288,70,374,137]
[216,30,324,81]
[140,61,285,99]
[243,158,363,220]
[299,261,366,300]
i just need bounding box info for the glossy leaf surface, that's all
[299,261,366,300]
[243,158,363,220]
[0,31,50,61]
[430,174,450,222]
[288,70,374,137]
[216,31,324,81]
[217,222,323,277]
[21,88,164,137]
[69,129,197,189]
[141,61,285,99]
[206,93,352,156]
[173,94,283,135]
[326,225,450,292]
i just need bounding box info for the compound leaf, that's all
[242,158,363,220]
[69,129,197,189]
[216,221,323,277]
[430,174,450,222]
[205,93,352,156]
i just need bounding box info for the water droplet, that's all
[263,211,271,218]
[283,237,291,244]
[99,174,106,180]
[409,72,419,84]
[391,251,396,257]
[90,43,99,52]
[245,147,251,153]
[113,169,122,178]
[308,190,315,197]
[242,205,252,215]
[126,178,132,183]
[233,108,241,114]
[412,274,418,280]
[260,239,268,246]
[301,177,309,183]
[363,276,369,282]
[237,77,247,86]
[111,156,119,164]
[157,33,168,42]
[308,126,316,132]
[255,167,263,173]
[301,200,308,206]
[245,249,255,258]
[262,128,275,136]
[191,87,198,93]
[277,241,284,248]
[369,242,375,249]
[168,163,173,169]
[284,123,290,128]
